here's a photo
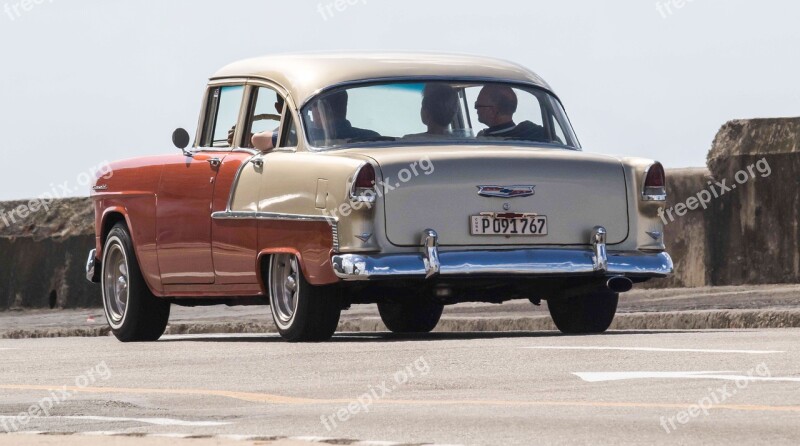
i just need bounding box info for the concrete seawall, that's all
[652,118,800,288]
[1,117,798,309]
[1,198,98,309]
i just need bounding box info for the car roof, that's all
[210,52,554,106]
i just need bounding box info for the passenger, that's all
[403,84,459,139]
[475,85,547,142]
[308,91,380,143]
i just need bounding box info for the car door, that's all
[157,84,245,285]
[211,84,289,284]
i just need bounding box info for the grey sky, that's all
[0,0,797,200]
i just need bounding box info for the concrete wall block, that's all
[706,118,800,286]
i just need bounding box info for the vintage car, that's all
[85,52,673,342]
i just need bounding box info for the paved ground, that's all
[1,329,799,445]
[0,436,313,445]
[3,285,800,338]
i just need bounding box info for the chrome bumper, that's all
[85,249,99,283]
[332,227,673,281]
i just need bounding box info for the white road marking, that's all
[353,441,401,446]
[161,333,273,340]
[575,371,800,383]
[148,433,194,438]
[82,431,127,436]
[525,346,785,354]
[5,431,461,445]
[62,416,231,427]
[219,434,263,441]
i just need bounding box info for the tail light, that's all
[642,162,666,201]
[350,164,377,204]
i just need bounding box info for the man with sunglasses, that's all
[474,85,547,142]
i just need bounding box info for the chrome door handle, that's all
[207,158,222,168]
[252,158,264,168]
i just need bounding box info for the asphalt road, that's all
[1,329,800,445]
[6,284,800,339]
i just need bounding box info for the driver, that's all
[475,85,547,142]
[251,96,286,152]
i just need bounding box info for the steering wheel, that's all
[253,113,281,122]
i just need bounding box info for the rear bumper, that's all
[332,248,673,281]
[331,227,673,281]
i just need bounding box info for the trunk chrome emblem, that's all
[477,185,535,198]
[355,233,373,242]
[646,231,663,240]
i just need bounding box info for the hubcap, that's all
[270,254,300,327]
[103,243,129,325]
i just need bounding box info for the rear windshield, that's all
[301,81,580,150]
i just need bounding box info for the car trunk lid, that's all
[357,146,629,247]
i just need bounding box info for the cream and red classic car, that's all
[85,52,673,342]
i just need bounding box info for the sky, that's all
[0,0,798,201]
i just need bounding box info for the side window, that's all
[550,114,567,145]
[201,85,244,148]
[547,96,578,147]
[244,86,298,148]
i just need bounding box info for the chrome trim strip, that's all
[332,222,340,253]
[591,226,608,273]
[183,148,259,156]
[642,193,668,201]
[332,249,674,281]
[211,210,338,223]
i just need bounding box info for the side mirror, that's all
[172,128,191,155]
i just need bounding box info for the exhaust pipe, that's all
[606,276,633,293]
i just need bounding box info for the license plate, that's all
[470,214,548,236]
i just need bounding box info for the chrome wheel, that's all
[266,252,342,342]
[270,254,300,329]
[101,224,170,342]
[102,240,129,327]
